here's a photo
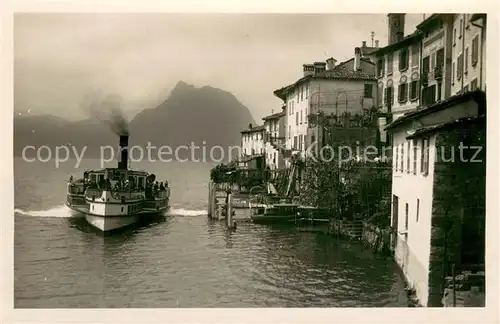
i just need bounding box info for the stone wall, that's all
[361,222,392,254]
[427,118,486,307]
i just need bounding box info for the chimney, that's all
[388,13,405,45]
[354,47,361,71]
[362,41,367,47]
[303,64,315,77]
[313,62,326,75]
[118,135,129,170]
[375,40,379,48]
[326,57,337,70]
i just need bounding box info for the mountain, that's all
[14,81,256,162]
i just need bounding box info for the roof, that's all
[416,14,441,32]
[262,111,285,121]
[373,32,422,57]
[240,125,266,134]
[470,13,486,22]
[406,115,485,140]
[385,89,486,131]
[273,58,376,100]
[360,46,379,56]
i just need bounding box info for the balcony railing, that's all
[434,65,443,80]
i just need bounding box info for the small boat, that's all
[65,134,170,232]
[250,203,300,224]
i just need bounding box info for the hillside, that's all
[14,81,256,162]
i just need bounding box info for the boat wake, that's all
[168,208,206,217]
[14,205,79,218]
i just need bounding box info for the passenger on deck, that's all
[154,181,159,192]
[160,182,165,190]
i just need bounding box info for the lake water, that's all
[14,158,408,307]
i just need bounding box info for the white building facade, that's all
[262,111,286,170]
[274,52,376,167]
[375,14,423,121]
[240,125,265,157]
[450,14,487,95]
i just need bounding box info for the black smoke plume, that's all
[81,89,129,136]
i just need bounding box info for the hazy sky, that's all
[14,13,424,122]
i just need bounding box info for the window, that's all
[472,36,479,66]
[300,86,304,101]
[422,85,436,105]
[453,28,456,45]
[296,112,299,125]
[399,48,409,71]
[300,110,303,124]
[288,125,291,139]
[436,48,444,68]
[364,84,373,98]
[413,139,417,175]
[311,134,315,145]
[377,58,385,77]
[471,78,478,90]
[457,53,464,80]
[400,144,404,171]
[437,82,442,101]
[411,44,419,67]
[394,145,399,171]
[405,203,409,230]
[385,86,393,112]
[293,136,298,150]
[452,61,455,84]
[416,199,420,222]
[465,47,469,73]
[464,85,469,92]
[406,141,410,173]
[421,137,429,175]
[387,54,393,75]
[422,56,430,73]
[398,83,408,103]
[410,81,419,101]
[459,18,463,38]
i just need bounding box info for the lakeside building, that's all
[262,110,286,170]
[374,14,423,122]
[450,14,487,95]
[273,48,377,167]
[385,13,487,307]
[386,89,485,307]
[240,124,265,157]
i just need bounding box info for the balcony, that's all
[434,65,443,80]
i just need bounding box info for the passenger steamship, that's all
[65,134,170,232]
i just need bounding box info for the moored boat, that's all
[65,134,170,232]
[250,203,300,224]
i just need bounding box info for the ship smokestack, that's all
[118,135,129,169]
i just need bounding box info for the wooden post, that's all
[208,181,213,218]
[227,192,234,228]
[210,185,217,219]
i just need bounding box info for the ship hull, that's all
[66,202,169,232]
